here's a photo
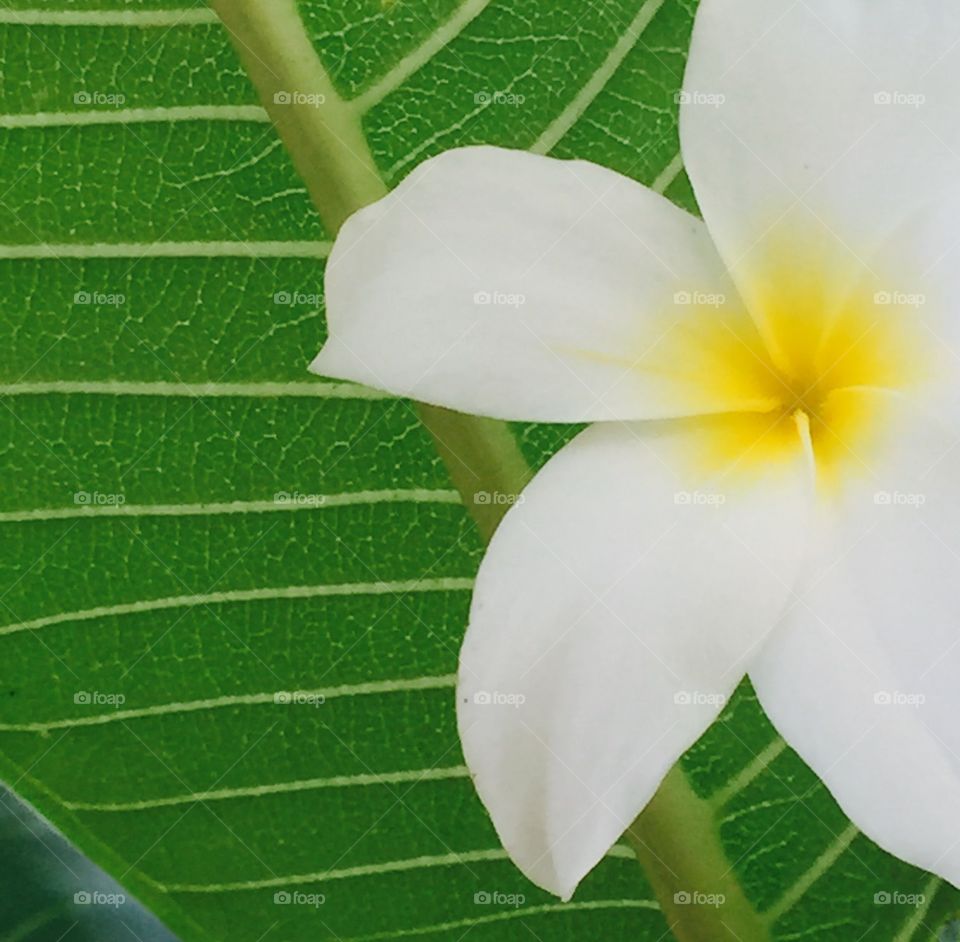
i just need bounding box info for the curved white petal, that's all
[681,0,960,312]
[751,397,960,887]
[458,417,814,898]
[313,146,776,423]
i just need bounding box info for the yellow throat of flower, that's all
[678,248,934,491]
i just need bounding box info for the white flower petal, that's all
[458,417,814,899]
[751,396,960,887]
[866,191,960,409]
[313,146,776,423]
[681,0,960,303]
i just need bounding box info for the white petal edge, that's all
[458,416,814,898]
[312,146,775,423]
[681,0,960,314]
[751,393,960,888]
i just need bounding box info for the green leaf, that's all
[0,1,956,941]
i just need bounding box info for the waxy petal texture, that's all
[752,400,960,887]
[681,0,960,319]
[313,146,772,423]
[458,416,814,898]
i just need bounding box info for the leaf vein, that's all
[0,578,474,641]
[0,674,459,733]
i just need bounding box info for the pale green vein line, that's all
[341,900,661,942]
[531,0,667,155]
[170,138,285,189]
[775,918,865,942]
[650,151,684,195]
[65,766,472,811]
[154,845,638,893]
[710,737,788,809]
[890,876,942,942]
[718,796,797,828]
[762,823,859,925]
[0,674,459,733]
[0,105,269,129]
[352,0,493,113]
[160,849,508,892]
[0,489,461,524]
[0,240,330,259]
[0,9,220,26]
[0,578,475,640]
[0,381,386,399]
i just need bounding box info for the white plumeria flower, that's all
[313,0,960,902]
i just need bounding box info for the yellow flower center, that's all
[674,247,934,491]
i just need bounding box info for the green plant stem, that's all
[210,0,532,538]
[414,404,532,541]
[209,0,386,231]
[212,3,770,938]
[627,767,772,942]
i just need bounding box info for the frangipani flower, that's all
[312,0,960,901]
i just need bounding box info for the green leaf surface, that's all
[0,1,956,940]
